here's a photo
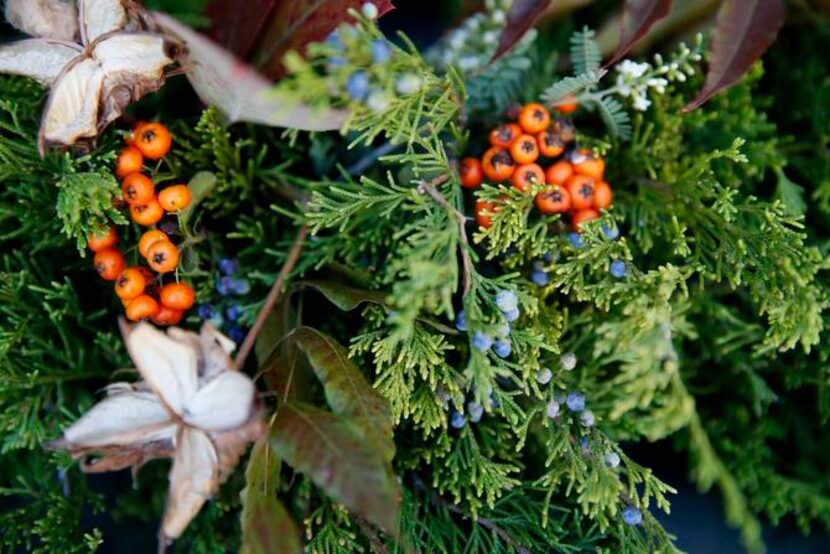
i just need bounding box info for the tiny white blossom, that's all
[491,9,506,24]
[483,30,499,45]
[617,59,650,79]
[647,77,668,93]
[633,94,651,112]
[449,30,467,50]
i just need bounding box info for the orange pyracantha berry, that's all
[554,94,578,114]
[138,230,169,259]
[535,185,571,214]
[158,184,192,213]
[571,149,605,179]
[566,174,596,211]
[125,294,161,321]
[133,122,172,160]
[115,267,147,300]
[130,197,165,226]
[510,134,540,164]
[572,208,600,231]
[121,173,155,206]
[160,282,196,310]
[481,147,516,182]
[151,305,184,326]
[87,224,118,252]
[93,248,125,281]
[147,240,179,273]
[115,146,144,179]
[459,157,484,189]
[594,181,613,210]
[537,130,565,158]
[518,103,551,134]
[488,123,522,148]
[545,160,574,185]
[512,163,545,193]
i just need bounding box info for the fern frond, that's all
[593,96,632,140]
[540,70,605,104]
[570,27,602,75]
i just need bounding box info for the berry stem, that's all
[233,225,309,371]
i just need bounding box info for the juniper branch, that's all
[417,174,474,297]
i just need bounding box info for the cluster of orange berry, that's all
[458,101,612,231]
[87,122,195,325]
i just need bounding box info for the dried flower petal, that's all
[4,0,79,41]
[163,428,219,539]
[0,39,81,85]
[80,0,128,44]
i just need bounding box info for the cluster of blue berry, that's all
[196,257,250,344]
[455,289,520,359]
[542,352,642,526]
[322,6,423,114]
[437,387,495,430]
[566,221,627,278]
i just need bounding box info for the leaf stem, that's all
[234,225,309,370]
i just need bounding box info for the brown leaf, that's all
[605,0,673,67]
[683,0,785,111]
[271,402,400,535]
[151,11,347,131]
[289,327,395,463]
[242,0,394,79]
[240,436,302,554]
[206,0,279,60]
[491,0,554,63]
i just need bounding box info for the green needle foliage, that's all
[0,4,829,554]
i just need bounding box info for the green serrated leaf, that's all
[271,402,401,535]
[240,436,302,554]
[570,26,602,75]
[289,327,395,463]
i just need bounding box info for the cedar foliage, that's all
[1,2,830,554]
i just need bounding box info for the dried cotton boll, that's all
[5,0,79,41]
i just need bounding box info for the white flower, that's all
[0,0,175,154]
[617,59,650,79]
[48,323,262,542]
[647,77,668,94]
[449,30,467,50]
[491,9,506,24]
[633,93,652,112]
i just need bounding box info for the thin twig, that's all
[418,174,474,297]
[234,225,309,370]
[354,516,390,554]
[412,474,529,554]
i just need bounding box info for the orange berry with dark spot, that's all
[147,240,179,273]
[571,149,605,179]
[459,158,484,189]
[121,173,155,206]
[566,174,596,211]
[554,94,578,114]
[572,208,600,231]
[537,130,565,158]
[594,181,613,210]
[510,134,539,164]
[115,267,147,300]
[133,122,172,160]
[137,266,156,284]
[93,248,125,281]
[87,224,118,252]
[130,197,165,226]
[125,294,160,321]
[158,184,192,213]
[518,103,551,133]
[160,282,196,310]
[138,230,169,259]
[488,123,522,148]
[115,146,144,179]
[481,147,515,182]
[535,185,571,214]
[545,161,574,185]
[512,163,545,193]
[151,305,184,326]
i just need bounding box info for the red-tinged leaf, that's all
[491,0,554,63]
[151,11,347,131]
[249,0,395,79]
[271,402,401,535]
[240,437,302,554]
[206,0,280,59]
[683,0,785,111]
[288,327,395,463]
[605,0,673,67]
